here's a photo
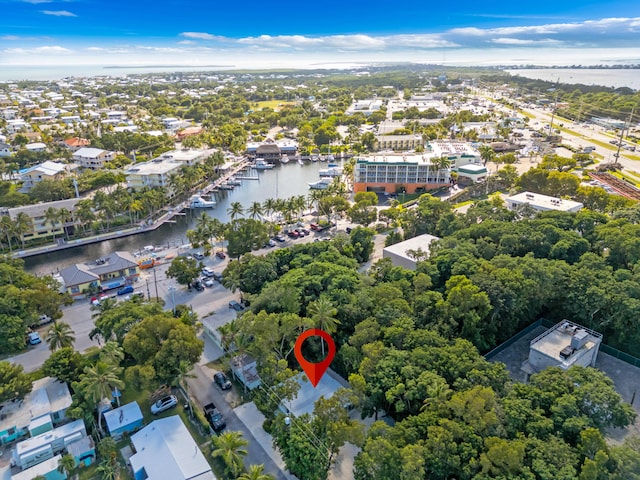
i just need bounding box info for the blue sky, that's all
[2,0,640,68]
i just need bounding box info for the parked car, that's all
[31,314,52,328]
[203,403,226,432]
[215,251,226,259]
[202,277,215,288]
[214,372,232,390]
[27,332,41,345]
[202,267,215,277]
[274,235,286,243]
[287,230,299,238]
[310,223,320,231]
[212,272,223,283]
[151,395,178,415]
[193,252,205,260]
[265,239,277,248]
[193,280,204,292]
[229,300,244,312]
[117,285,134,296]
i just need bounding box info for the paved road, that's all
[189,361,291,480]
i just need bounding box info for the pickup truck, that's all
[203,403,226,432]
[31,314,52,328]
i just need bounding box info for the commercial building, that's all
[0,377,73,446]
[129,416,215,480]
[72,147,116,170]
[425,140,483,170]
[382,234,440,270]
[505,192,583,213]
[374,134,423,152]
[246,139,298,162]
[353,154,451,194]
[345,98,383,116]
[57,251,140,299]
[525,320,602,375]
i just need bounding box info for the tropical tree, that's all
[307,297,340,357]
[78,361,125,431]
[13,212,33,249]
[212,430,249,477]
[57,454,76,477]
[228,202,245,220]
[95,459,120,480]
[479,144,495,166]
[262,198,277,221]
[43,207,60,240]
[237,464,276,480]
[247,201,264,220]
[46,321,76,352]
[0,215,16,252]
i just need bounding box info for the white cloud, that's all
[21,0,54,3]
[41,10,77,17]
[180,32,225,41]
[4,45,72,55]
[177,40,196,45]
[1,35,22,41]
[489,38,562,45]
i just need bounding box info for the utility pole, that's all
[146,279,151,301]
[613,107,635,165]
[548,78,560,136]
[152,267,159,300]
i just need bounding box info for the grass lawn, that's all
[250,100,295,111]
[610,171,640,187]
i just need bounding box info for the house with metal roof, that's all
[3,197,81,243]
[129,416,216,480]
[0,377,73,446]
[72,147,115,170]
[58,251,140,299]
[104,402,143,440]
[18,160,68,192]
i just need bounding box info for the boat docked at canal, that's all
[319,164,343,178]
[254,159,274,170]
[308,178,333,190]
[280,155,290,164]
[189,195,216,209]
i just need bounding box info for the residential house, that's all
[104,402,144,440]
[5,119,31,135]
[72,147,115,170]
[4,197,81,244]
[176,126,203,140]
[11,454,67,480]
[0,142,11,158]
[353,154,451,194]
[58,251,140,298]
[0,377,73,446]
[345,98,383,116]
[18,160,68,193]
[125,158,182,192]
[25,142,46,152]
[63,137,90,151]
[129,416,216,480]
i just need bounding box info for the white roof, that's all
[130,416,215,480]
[11,455,63,480]
[22,160,66,177]
[74,147,106,158]
[285,372,343,418]
[104,401,143,433]
[506,191,583,212]
[125,159,182,176]
[383,233,440,260]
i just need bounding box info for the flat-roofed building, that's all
[505,192,583,213]
[526,320,602,375]
[383,233,440,270]
[425,140,482,169]
[374,134,423,152]
[345,98,383,116]
[156,148,213,166]
[353,154,451,194]
[125,159,182,192]
[4,197,80,243]
[457,164,488,184]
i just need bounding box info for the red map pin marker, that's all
[294,329,336,388]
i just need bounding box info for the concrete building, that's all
[345,98,383,116]
[18,161,68,192]
[0,377,73,446]
[505,192,583,213]
[353,154,451,194]
[374,134,423,152]
[130,416,216,480]
[3,197,80,244]
[525,320,602,375]
[0,142,11,157]
[5,119,31,135]
[72,147,115,170]
[457,164,488,184]
[425,140,482,170]
[156,148,213,166]
[125,159,182,192]
[58,251,140,299]
[591,117,626,129]
[104,402,144,440]
[382,234,440,270]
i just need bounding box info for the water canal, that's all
[24,162,328,276]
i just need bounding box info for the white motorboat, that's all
[319,167,343,178]
[189,195,216,208]
[310,154,319,162]
[298,157,304,165]
[254,159,274,170]
[280,155,290,164]
[308,178,333,190]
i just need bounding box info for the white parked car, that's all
[150,395,178,415]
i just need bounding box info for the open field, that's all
[251,100,295,111]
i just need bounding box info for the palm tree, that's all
[238,464,276,480]
[227,202,244,220]
[57,454,76,477]
[46,322,76,351]
[95,459,119,480]
[307,297,340,357]
[0,215,16,252]
[100,341,124,366]
[262,198,277,221]
[43,207,60,240]
[57,207,72,240]
[247,202,263,220]
[170,360,196,416]
[431,155,452,184]
[75,199,95,233]
[478,144,495,167]
[13,212,33,249]
[212,431,248,477]
[79,361,125,431]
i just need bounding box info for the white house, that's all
[25,142,47,152]
[129,416,215,480]
[0,142,11,158]
[505,192,583,213]
[19,160,68,192]
[125,159,182,192]
[382,233,440,270]
[72,147,115,170]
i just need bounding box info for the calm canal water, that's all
[24,162,328,276]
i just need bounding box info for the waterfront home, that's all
[58,251,140,299]
[63,137,91,151]
[373,134,423,152]
[3,197,81,243]
[18,160,69,193]
[129,416,215,480]
[0,377,73,446]
[72,147,116,170]
[125,158,182,193]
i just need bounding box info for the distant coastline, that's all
[103,64,233,69]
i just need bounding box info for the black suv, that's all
[214,372,232,390]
